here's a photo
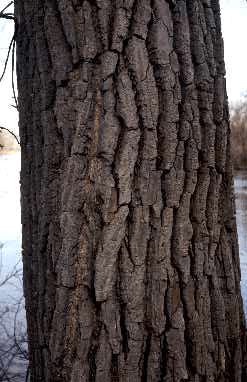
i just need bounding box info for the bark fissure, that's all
[142,332,152,382]
[16,0,247,381]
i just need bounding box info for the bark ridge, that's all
[15,0,247,381]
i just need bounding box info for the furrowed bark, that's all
[15,0,247,381]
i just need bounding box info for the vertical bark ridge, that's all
[16,0,247,381]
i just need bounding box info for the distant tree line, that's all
[0,256,28,381]
[230,97,247,170]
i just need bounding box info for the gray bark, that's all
[15,0,247,381]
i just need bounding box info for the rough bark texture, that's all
[15,0,247,381]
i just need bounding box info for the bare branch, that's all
[11,37,18,110]
[0,126,20,145]
[0,263,22,289]
[0,2,13,15]
[0,13,15,21]
[0,260,28,381]
[0,34,14,84]
[0,3,19,110]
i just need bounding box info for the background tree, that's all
[230,98,247,170]
[0,255,28,381]
[15,0,247,381]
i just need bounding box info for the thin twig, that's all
[0,13,15,21]
[0,2,13,15]
[0,126,20,145]
[0,3,19,110]
[11,37,18,109]
[0,34,14,83]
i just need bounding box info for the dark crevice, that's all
[124,236,136,269]
[132,126,145,204]
[141,332,151,382]
[91,260,97,304]
[111,116,126,205]
[52,0,74,59]
[108,2,116,50]
[180,278,196,377]
[170,207,180,272]
[57,78,70,88]
[167,0,177,11]
[116,244,129,357]
[164,285,172,331]
[91,211,104,304]
[88,318,102,382]
[126,0,138,43]
[160,331,167,381]
[111,353,119,382]
[88,346,97,382]
[119,302,129,356]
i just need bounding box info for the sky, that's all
[0,0,247,137]
[220,0,247,104]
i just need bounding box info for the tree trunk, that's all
[15,0,247,381]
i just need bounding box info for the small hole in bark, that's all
[153,64,161,81]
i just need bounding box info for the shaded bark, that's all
[15,0,247,381]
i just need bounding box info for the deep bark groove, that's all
[15,0,247,381]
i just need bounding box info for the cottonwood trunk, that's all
[15,0,247,381]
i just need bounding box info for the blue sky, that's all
[0,0,246,136]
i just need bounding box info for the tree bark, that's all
[15,0,247,381]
